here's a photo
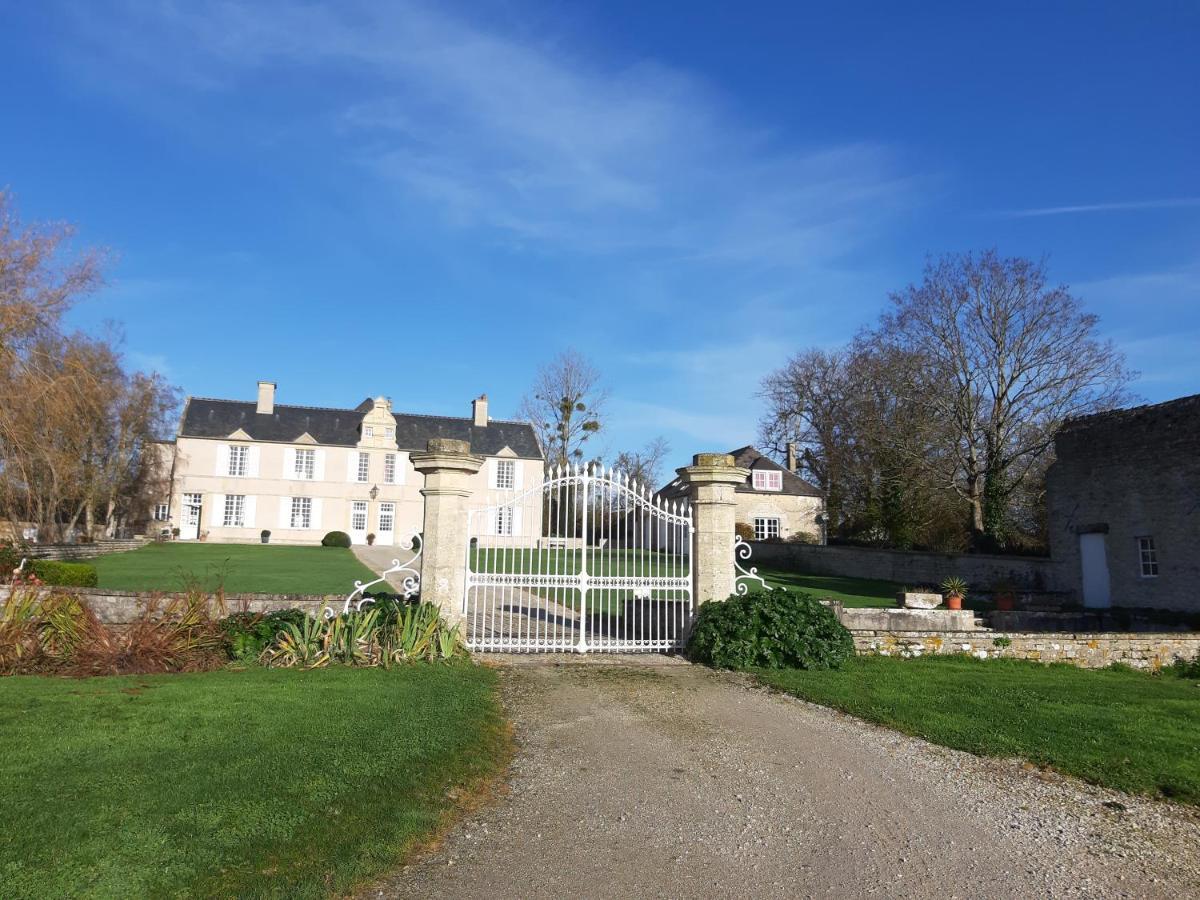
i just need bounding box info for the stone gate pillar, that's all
[411,438,484,624]
[677,453,750,604]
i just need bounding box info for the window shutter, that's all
[244,496,256,527]
[216,445,230,476]
[487,458,498,488]
[247,446,261,478]
[346,451,358,482]
[279,497,291,528]
[512,506,524,537]
[282,448,296,480]
[314,450,326,481]
[311,498,323,529]
[512,460,524,490]
[394,452,406,484]
[210,494,225,526]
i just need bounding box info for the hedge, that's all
[30,560,99,588]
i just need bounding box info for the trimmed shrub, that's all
[31,560,98,588]
[321,531,352,548]
[687,588,854,671]
[734,521,755,543]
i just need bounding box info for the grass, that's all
[757,655,1200,803]
[0,665,508,899]
[92,542,378,595]
[759,568,901,608]
[469,547,687,615]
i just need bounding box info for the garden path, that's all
[364,658,1200,899]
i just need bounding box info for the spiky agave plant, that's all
[262,611,330,668]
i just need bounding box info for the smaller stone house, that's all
[1046,393,1200,612]
[658,445,824,543]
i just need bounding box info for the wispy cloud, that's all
[50,0,918,266]
[996,197,1200,218]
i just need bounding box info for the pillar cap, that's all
[676,452,750,485]
[410,438,484,474]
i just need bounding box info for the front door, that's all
[1079,532,1112,608]
[179,493,202,540]
[377,502,395,546]
[350,500,369,545]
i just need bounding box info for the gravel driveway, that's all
[365,657,1200,899]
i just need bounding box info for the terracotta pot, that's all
[945,593,963,610]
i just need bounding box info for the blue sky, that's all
[2,1,1197,474]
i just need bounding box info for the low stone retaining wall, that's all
[22,540,147,561]
[0,586,341,624]
[852,629,1200,670]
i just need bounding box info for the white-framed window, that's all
[378,502,395,533]
[153,503,169,521]
[228,445,249,477]
[351,500,368,532]
[1137,536,1159,577]
[495,459,516,490]
[383,453,396,484]
[495,505,514,536]
[364,425,375,438]
[754,517,781,541]
[752,470,783,491]
[294,448,315,480]
[223,494,246,527]
[384,426,394,437]
[355,452,370,483]
[290,497,312,529]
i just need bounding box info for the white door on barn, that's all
[1079,532,1112,608]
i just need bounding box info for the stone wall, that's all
[748,541,1062,592]
[0,585,341,624]
[21,540,147,561]
[851,629,1200,670]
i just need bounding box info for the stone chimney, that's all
[786,441,798,473]
[472,394,488,427]
[256,381,276,415]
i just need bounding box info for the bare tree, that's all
[518,349,606,468]
[876,250,1135,548]
[612,436,671,489]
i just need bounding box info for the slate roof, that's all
[178,397,543,459]
[656,445,822,500]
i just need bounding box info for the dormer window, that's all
[364,425,375,438]
[752,470,782,491]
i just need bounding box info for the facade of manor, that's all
[155,382,544,546]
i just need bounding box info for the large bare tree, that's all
[760,251,1134,552]
[877,251,1134,548]
[518,349,606,468]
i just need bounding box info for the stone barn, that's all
[1046,393,1200,612]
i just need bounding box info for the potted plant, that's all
[261,529,271,544]
[940,576,967,611]
[366,532,376,546]
[171,527,181,540]
[992,581,1016,611]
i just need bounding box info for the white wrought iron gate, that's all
[464,464,693,652]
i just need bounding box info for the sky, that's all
[2,1,1197,476]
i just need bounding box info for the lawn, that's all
[759,568,900,608]
[92,542,378,595]
[470,547,687,614]
[757,656,1200,803]
[0,665,507,899]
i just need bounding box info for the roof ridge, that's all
[189,396,532,427]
